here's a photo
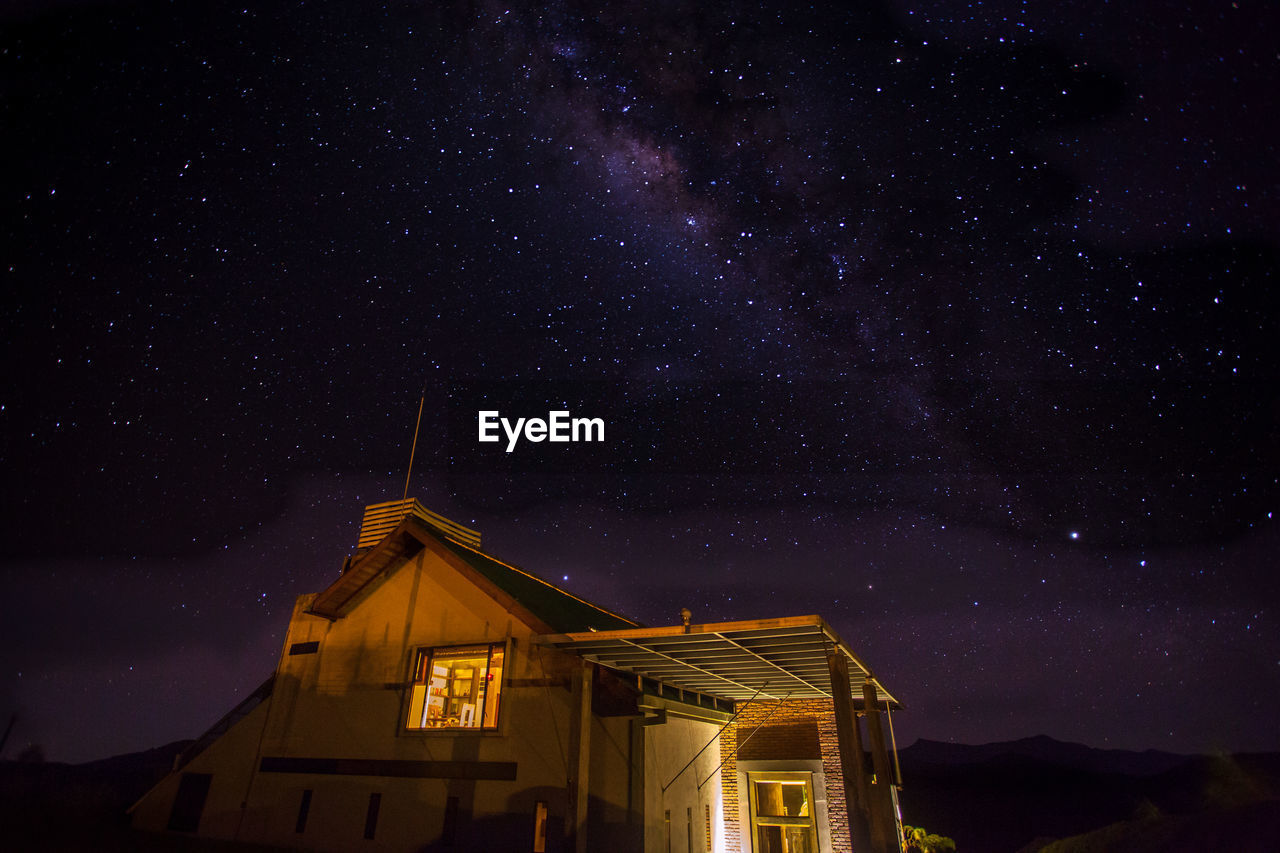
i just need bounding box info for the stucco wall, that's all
[133,544,644,852]
[645,714,724,853]
[129,698,270,839]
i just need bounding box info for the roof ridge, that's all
[434,533,641,629]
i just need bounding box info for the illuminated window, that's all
[748,772,817,853]
[406,644,505,730]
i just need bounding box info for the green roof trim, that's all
[428,530,640,634]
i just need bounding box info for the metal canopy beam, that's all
[713,632,832,698]
[536,615,899,707]
[614,638,784,699]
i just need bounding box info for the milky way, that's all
[2,0,1276,762]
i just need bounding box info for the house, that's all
[130,499,905,852]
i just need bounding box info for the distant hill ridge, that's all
[900,734,1195,777]
[895,735,1279,853]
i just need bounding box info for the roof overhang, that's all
[537,615,899,708]
[306,514,548,626]
[308,517,428,619]
[305,512,634,633]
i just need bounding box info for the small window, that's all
[749,772,818,853]
[364,792,381,840]
[406,644,505,730]
[295,789,313,834]
[166,772,212,832]
[442,795,459,845]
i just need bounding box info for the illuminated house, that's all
[130,500,904,852]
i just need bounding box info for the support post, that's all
[628,717,646,849]
[827,650,873,853]
[565,660,593,853]
[862,682,901,853]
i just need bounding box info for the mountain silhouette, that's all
[897,735,1279,853]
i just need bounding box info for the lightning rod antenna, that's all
[402,385,426,503]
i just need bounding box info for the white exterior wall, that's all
[645,715,725,853]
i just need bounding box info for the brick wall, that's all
[719,698,851,853]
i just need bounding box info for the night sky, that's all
[3,0,1277,765]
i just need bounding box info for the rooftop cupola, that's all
[355,498,481,551]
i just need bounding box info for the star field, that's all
[1,0,1277,763]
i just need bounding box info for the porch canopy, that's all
[537,615,899,708]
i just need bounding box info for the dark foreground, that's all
[0,741,282,851]
[897,735,1280,853]
[3,736,1278,852]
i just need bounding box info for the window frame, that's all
[404,641,507,732]
[747,770,819,853]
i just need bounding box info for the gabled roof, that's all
[430,534,638,633]
[307,512,638,634]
